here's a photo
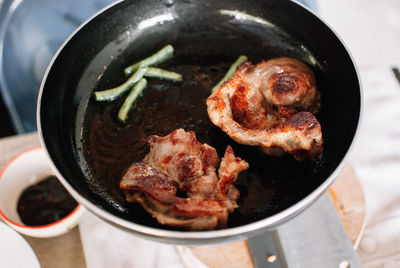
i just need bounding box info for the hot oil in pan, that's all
[84,52,324,228]
[82,14,328,227]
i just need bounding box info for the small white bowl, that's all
[0,146,85,238]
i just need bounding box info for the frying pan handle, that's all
[247,193,362,268]
[247,230,287,268]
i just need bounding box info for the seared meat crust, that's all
[207,57,322,160]
[120,129,248,230]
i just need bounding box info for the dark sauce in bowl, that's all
[17,175,78,226]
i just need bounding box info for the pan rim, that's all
[37,0,363,243]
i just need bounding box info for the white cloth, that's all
[348,66,400,267]
[79,212,185,268]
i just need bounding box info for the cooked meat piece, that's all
[120,162,177,196]
[247,58,321,113]
[120,129,249,230]
[126,192,226,230]
[143,129,220,189]
[230,81,281,130]
[217,146,249,211]
[207,57,322,160]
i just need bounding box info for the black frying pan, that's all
[38,0,361,245]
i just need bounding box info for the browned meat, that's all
[217,146,249,211]
[253,58,321,112]
[143,129,220,191]
[207,57,322,160]
[230,81,280,130]
[120,129,249,230]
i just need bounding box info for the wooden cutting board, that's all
[188,164,366,268]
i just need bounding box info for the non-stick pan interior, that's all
[39,0,360,231]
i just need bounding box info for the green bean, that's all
[94,67,147,101]
[118,78,147,123]
[211,55,248,93]
[144,67,182,82]
[124,45,174,77]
